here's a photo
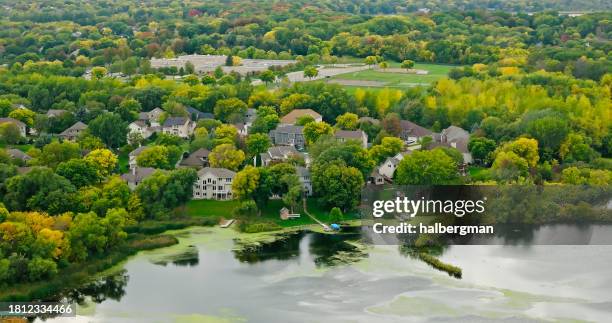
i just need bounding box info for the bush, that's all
[27,257,58,281]
[241,221,282,233]
[329,207,344,223]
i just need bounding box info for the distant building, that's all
[334,129,368,148]
[179,148,210,168]
[269,124,306,150]
[368,167,385,185]
[280,109,322,125]
[186,106,214,121]
[128,120,155,140]
[193,167,236,200]
[436,125,473,164]
[296,166,313,196]
[162,117,195,138]
[399,120,434,143]
[46,109,68,118]
[232,123,248,136]
[0,118,27,137]
[138,108,164,127]
[59,121,87,141]
[260,146,300,166]
[7,149,31,162]
[379,151,413,179]
[128,146,148,169]
[121,167,156,189]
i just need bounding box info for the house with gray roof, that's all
[128,146,148,169]
[334,129,368,148]
[296,166,313,196]
[121,167,156,189]
[193,167,236,200]
[269,124,305,150]
[186,106,214,120]
[436,125,472,164]
[59,121,87,141]
[162,117,195,138]
[260,146,300,166]
[46,109,68,118]
[179,148,210,168]
[7,149,31,162]
[399,120,435,143]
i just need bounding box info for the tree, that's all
[116,99,141,122]
[312,161,364,211]
[295,115,315,126]
[498,138,539,168]
[492,151,529,182]
[401,59,415,70]
[246,133,271,158]
[303,66,318,79]
[84,149,118,177]
[185,61,195,74]
[88,113,128,148]
[259,70,276,85]
[379,61,389,69]
[209,144,245,170]
[214,98,247,123]
[91,66,107,79]
[335,112,359,130]
[303,121,333,145]
[4,167,76,215]
[468,137,496,165]
[395,150,459,185]
[329,207,344,223]
[8,109,35,127]
[0,123,24,144]
[364,56,378,68]
[36,141,81,168]
[232,166,260,200]
[137,145,171,169]
[56,159,100,187]
[225,55,234,66]
[214,124,238,146]
[368,136,404,164]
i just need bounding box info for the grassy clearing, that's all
[0,143,33,152]
[186,198,359,228]
[330,62,455,90]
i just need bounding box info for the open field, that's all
[329,63,456,89]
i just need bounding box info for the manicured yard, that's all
[468,166,492,181]
[330,62,456,90]
[186,198,359,228]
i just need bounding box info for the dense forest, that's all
[0,0,610,291]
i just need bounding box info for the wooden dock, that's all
[220,219,235,228]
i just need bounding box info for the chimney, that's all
[132,167,136,175]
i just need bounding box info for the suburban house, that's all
[399,120,435,144]
[7,149,31,162]
[246,108,257,125]
[179,148,210,168]
[127,120,155,140]
[193,167,236,200]
[59,121,87,141]
[379,151,413,179]
[438,125,473,164]
[269,124,306,150]
[0,118,27,137]
[162,117,195,138]
[369,167,385,185]
[186,106,214,121]
[128,146,147,169]
[46,109,68,118]
[232,123,249,136]
[296,166,313,196]
[280,109,322,125]
[121,167,156,189]
[334,129,368,148]
[260,146,300,166]
[138,107,164,126]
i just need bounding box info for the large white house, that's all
[162,117,196,138]
[193,167,236,200]
[127,120,156,141]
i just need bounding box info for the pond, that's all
[44,226,612,322]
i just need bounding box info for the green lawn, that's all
[330,62,456,90]
[468,166,492,182]
[186,198,359,228]
[0,143,33,152]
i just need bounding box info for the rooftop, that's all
[280,109,322,124]
[197,167,236,178]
